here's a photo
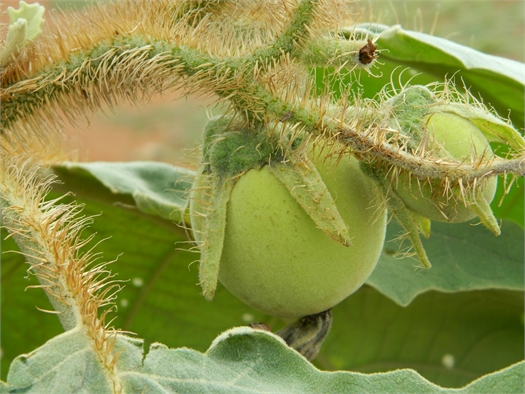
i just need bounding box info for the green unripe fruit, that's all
[218,153,387,318]
[395,112,497,222]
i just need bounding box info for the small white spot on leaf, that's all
[242,313,254,322]
[442,353,455,369]
[132,277,144,287]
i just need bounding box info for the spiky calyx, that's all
[201,116,276,178]
[361,86,510,267]
[394,112,498,224]
[191,116,356,300]
[190,115,387,313]
[378,87,501,228]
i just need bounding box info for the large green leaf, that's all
[368,220,524,306]
[53,161,194,222]
[5,327,113,393]
[319,287,524,388]
[4,325,524,393]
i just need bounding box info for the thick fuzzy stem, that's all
[361,161,431,268]
[0,162,82,329]
[251,0,318,62]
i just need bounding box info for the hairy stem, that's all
[0,159,82,329]
[0,154,122,388]
[1,0,522,184]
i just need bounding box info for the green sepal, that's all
[385,186,432,269]
[189,171,235,301]
[469,194,501,236]
[203,116,274,179]
[269,154,352,247]
[384,86,435,150]
[430,103,525,151]
[360,162,431,268]
[412,211,431,239]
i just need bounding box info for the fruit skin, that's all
[394,112,497,223]
[218,153,387,318]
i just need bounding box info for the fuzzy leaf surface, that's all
[53,161,194,222]
[4,326,524,393]
[5,327,113,393]
[367,220,524,306]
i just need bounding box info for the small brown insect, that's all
[359,39,377,65]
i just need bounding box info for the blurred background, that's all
[2,0,523,167]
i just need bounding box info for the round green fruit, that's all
[217,153,387,318]
[394,112,497,223]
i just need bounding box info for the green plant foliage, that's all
[370,220,524,306]
[1,162,269,377]
[3,162,523,389]
[323,287,524,388]
[0,1,45,66]
[53,161,193,221]
[1,0,524,392]
[54,161,525,306]
[6,327,115,393]
[4,326,524,393]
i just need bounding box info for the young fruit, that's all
[216,150,387,318]
[394,112,497,223]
